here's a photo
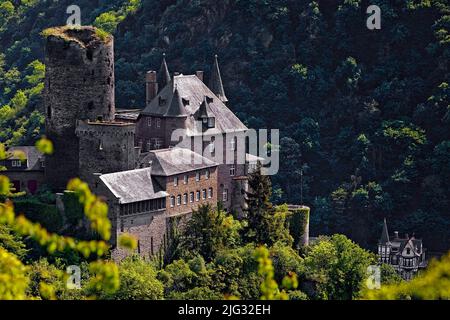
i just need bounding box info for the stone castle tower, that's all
[76,120,136,187]
[44,26,116,190]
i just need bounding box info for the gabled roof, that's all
[6,146,44,171]
[141,74,247,135]
[100,168,168,204]
[140,147,218,176]
[209,55,228,103]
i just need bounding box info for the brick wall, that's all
[164,166,218,216]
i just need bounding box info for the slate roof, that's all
[165,87,187,118]
[100,168,168,204]
[140,147,218,176]
[141,74,247,135]
[6,146,44,171]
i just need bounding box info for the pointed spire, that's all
[209,54,228,103]
[165,85,187,118]
[157,53,171,90]
[198,96,212,119]
[380,218,390,244]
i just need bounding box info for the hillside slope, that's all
[0,0,449,250]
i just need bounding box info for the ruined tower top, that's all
[43,25,112,48]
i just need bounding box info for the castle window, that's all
[146,141,151,151]
[173,176,178,187]
[47,106,52,119]
[230,165,236,176]
[151,237,154,256]
[407,248,411,255]
[147,117,152,127]
[202,189,207,200]
[182,98,190,106]
[170,196,175,208]
[183,193,188,205]
[205,170,210,180]
[196,191,200,202]
[208,188,213,199]
[154,138,162,149]
[183,175,188,184]
[196,172,200,182]
[177,195,181,206]
[190,192,194,203]
[158,97,166,106]
[223,188,228,202]
[12,160,21,167]
[156,118,161,128]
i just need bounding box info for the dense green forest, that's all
[0,0,449,251]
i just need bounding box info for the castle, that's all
[12,26,261,259]
[378,219,427,280]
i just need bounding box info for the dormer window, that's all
[158,97,167,106]
[207,117,215,128]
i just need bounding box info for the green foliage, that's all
[67,178,111,241]
[62,191,84,226]
[303,234,375,300]
[13,198,62,232]
[288,206,310,249]
[254,246,299,300]
[99,256,163,300]
[380,263,403,286]
[179,204,242,261]
[244,164,292,246]
[0,247,29,300]
[118,233,138,251]
[0,224,28,259]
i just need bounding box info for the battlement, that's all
[76,120,135,137]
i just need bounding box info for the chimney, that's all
[196,71,204,82]
[146,71,158,105]
[394,231,399,239]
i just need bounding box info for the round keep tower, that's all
[44,26,115,190]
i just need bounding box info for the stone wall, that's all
[76,120,136,188]
[44,27,115,190]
